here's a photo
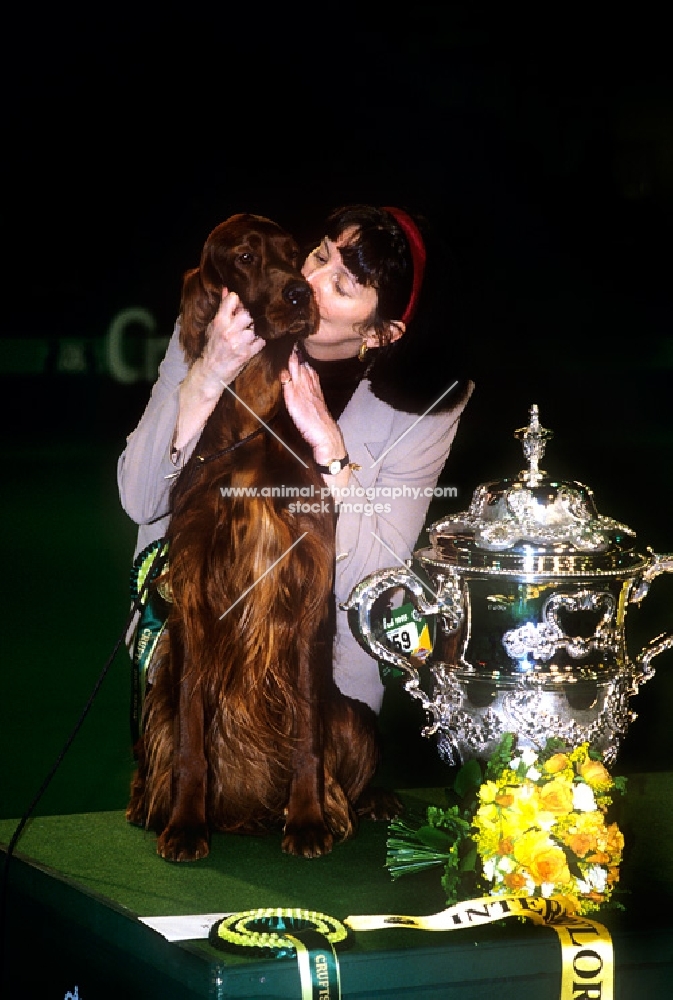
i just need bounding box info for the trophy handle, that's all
[341,566,463,690]
[630,549,673,684]
[635,632,673,684]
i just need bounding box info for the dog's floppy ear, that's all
[179,266,221,363]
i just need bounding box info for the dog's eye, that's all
[237,252,256,265]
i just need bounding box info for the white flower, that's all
[585,865,608,892]
[536,812,556,832]
[526,767,542,782]
[497,856,515,873]
[511,748,538,772]
[573,782,597,812]
[541,882,555,897]
[483,857,496,881]
[575,878,591,895]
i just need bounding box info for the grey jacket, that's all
[118,326,472,711]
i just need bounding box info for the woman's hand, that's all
[281,347,351,486]
[174,290,264,452]
[197,289,264,396]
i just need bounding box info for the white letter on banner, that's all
[106,307,157,384]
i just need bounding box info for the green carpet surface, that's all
[0,795,442,926]
[2,774,672,951]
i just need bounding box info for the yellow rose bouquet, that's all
[386,734,626,915]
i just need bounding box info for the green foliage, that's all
[440,843,462,903]
[386,744,495,901]
[537,736,569,761]
[427,804,471,837]
[459,842,478,873]
[484,733,516,780]
[453,758,482,800]
[416,824,459,851]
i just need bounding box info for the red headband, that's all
[383,206,426,325]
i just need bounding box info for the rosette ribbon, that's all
[210,908,349,999]
[129,539,169,741]
[346,895,613,1000]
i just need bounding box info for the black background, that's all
[3,8,672,454]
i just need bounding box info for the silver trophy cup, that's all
[344,405,673,765]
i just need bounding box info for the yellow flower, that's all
[578,759,612,789]
[568,810,605,839]
[569,743,590,767]
[500,784,539,839]
[495,791,515,807]
[474,802,500,833]
[468,739,624,912]
[586,852,611,865]
[606,866,620,884]
[544,753,571,774]
[503,871,528,891]
[478,781,500,805]
[563,831,597,858]
[537,776,574,816]
[513,830,571,887]
[604,822,624,859]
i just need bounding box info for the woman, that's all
[118,205,473,713]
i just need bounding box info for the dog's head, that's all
[179,213,319,362]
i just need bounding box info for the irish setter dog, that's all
[127,214,392,861]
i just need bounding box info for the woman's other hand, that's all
[281,346,350,486]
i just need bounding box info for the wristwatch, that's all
[315,453,350,476]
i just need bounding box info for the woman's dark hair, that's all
[324,205,413,342]
[322,204,472,414]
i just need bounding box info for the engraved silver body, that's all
[344,406,673,765]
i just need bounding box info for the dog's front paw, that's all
[125,799,145,828]
[355,787,404,821]
[282,822,334,859]
[157,824,210,862]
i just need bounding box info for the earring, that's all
[358,340,369,363]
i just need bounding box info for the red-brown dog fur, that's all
[127,214,393,860]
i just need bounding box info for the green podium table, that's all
[2,776,672,999]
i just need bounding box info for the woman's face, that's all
[301,227,380,360]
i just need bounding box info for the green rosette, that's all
[129,539,169,742]
[209,907,351,958]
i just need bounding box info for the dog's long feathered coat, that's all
[127,215,387,860]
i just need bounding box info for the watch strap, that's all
[315,453,350,475]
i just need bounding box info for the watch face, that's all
[329,460,341,475]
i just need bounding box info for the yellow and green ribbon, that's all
[286,929,341,1000]
[346,895,613,1000]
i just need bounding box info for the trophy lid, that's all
[429,405,639,568]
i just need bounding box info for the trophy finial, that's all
[514,404,553,486]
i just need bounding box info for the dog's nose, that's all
[283,282,311,308]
